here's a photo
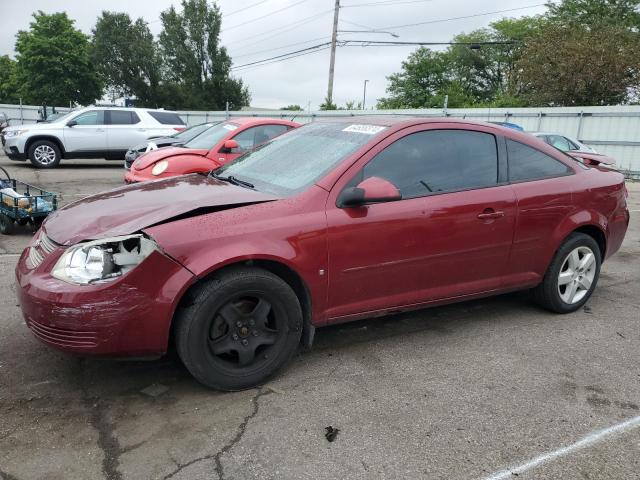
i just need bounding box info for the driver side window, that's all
[72,110,104,126]
[349,129,499,199]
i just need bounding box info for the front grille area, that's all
[28,320,99,349]
[26,232,61,269]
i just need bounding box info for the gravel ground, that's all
[1,154,639,480]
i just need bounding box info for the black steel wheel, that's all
[176,266,302,390]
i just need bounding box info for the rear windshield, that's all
[216,122,386,196]
[183,122,239,150]
[147,111,185,125]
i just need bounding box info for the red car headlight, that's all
[52,234,158,285]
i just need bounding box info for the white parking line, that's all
[481,415,640,480]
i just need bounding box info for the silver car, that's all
[531,132,597,154]
[2,107,185,168]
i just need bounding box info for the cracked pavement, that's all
[1,155,639,480]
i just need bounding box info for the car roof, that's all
[311,116,539,134]
[225,117,300,127]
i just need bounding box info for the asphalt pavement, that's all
[1,154,639,480]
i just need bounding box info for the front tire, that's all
[175,267,302,391]
[28,140,61,169]
[533,233,601,313]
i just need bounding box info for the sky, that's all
[0,0,551,109]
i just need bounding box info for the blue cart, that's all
[0,166,57,234]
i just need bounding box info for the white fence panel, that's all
[2,103,638,176]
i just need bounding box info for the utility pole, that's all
[326,0,340,105]
[362,80,369,110]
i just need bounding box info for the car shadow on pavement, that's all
[76,290,536,396]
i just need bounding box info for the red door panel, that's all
[506,176,575,286]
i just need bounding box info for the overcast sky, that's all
[0,0,551,109]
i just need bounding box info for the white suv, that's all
[2,107,185,168]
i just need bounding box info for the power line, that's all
[224,0,272,17]
[226,9,334,49]
[342,0,436,7]
[221,0,314,32]
[232,42,332,70]
[232,35,331,60]
[233,45,333,73]
[231,39,519,72]
[377,4,547,30]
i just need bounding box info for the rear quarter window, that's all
[507,139,572,182]
[147,111,185,125]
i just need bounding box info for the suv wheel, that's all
[28,140,61,168]
[533,233,601,313]
[175,267,303,391]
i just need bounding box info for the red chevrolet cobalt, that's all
[16,118,629,390]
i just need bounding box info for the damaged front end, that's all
[51,234,159,285]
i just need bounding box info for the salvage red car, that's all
[124,117,299,183]
[16,118,630,390]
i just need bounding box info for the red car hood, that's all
[43,175,279,246]
[133,147,209,170]
[569,151,616,166]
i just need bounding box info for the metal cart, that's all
[0,166,57,234]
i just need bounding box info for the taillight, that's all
[174,127,186,132]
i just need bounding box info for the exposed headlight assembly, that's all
[4,129,28,138]
[52,234,157,285]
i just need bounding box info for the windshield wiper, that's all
[210,172,255,189]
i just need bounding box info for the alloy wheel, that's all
[557,246,596,304]
[33,145,57,165]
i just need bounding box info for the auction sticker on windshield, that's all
[342,124,386,135]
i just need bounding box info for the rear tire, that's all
[175,266,302,391]
[0,213,14,235]
[28,140,61,169]
[533,233,601,313]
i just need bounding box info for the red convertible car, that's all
[124,117,299,183]
[16,118,629,390]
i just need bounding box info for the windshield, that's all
[174,122,219,142]
[215,122,387,196]
[49,111,76,124]
[183,122,238,150]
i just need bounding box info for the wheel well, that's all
[573,225,606,259]
[25,136,66,157]
[172,259,315,350]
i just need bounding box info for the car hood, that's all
[5,122,63,133]
[43,174,279,246]
[133,147,209,170]
[130,137,181,152]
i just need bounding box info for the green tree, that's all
[517,22,640,105]
[15,11,102,106]
[92,12,163,107]
[377,48,474,108]
[319,95,337,110]
[280,104,303,110]
[159,0,249,110]
[0,56,20,104]
[546,0,640,27]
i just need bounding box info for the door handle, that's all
[477,210,504,220]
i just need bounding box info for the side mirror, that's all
[338,176,401,208]
[67,120,77,127]
[220,139,239,153]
